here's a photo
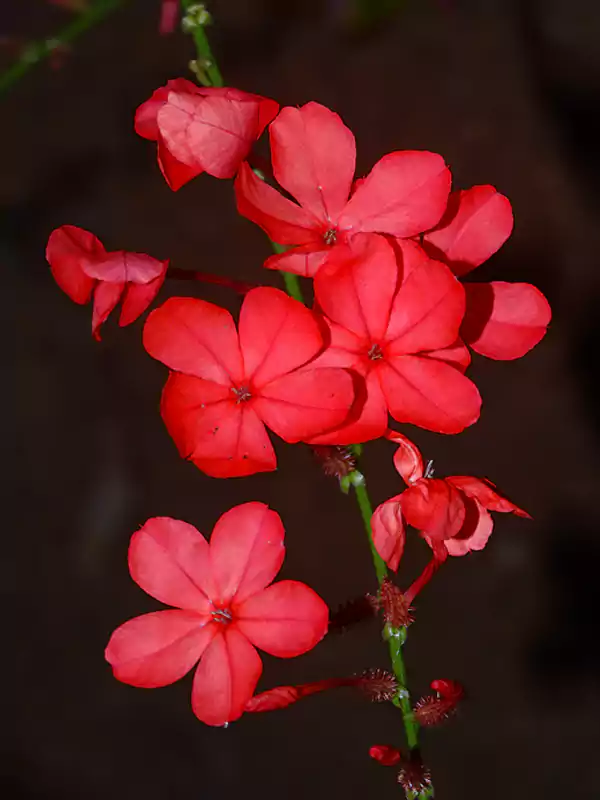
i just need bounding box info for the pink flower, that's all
[235,101,450,277]
[105,503,329,726]
[423,185,551,360]
[135,81,279,190]
[307,233,481,442]
[46,225,167,339]
[143,288,355,477]
[372,431,530,567]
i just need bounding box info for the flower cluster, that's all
[46,75,551,792]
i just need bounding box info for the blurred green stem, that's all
[0,0,123,96]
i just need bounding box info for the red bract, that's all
[423,185,551,359]
[143,288,355,477]
[105,503,329,727]
[46,225,168,340]
[235,101,450,277]
[135,81,278,190]
[307,234,481,442]
[372,432,530,566]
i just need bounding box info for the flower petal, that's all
[270,102,356,223]
[105,609,216,687]
[255,367,355,443]
[46,225,102,304]
[385,257,465,355]
[423,185,513,276]
[425,339,471,372]
[446,476,531,517]
[208,502,285,606]
[379,355,482,433]
[235,580,329,657]
[338,151,451,237]
[119,269,167,327]
[91,280,124,340]
[134,79,195,141]
[157,138,202,190]
[371,496,405,571]
[128,517,214,611]
[308,369,388,445]
[443,498,494,556]
[144,297,244,385]
[82,251,165,284]
[461,281,551,360]
[157,87,277,179]
[314,233,398,341]
[161,374,276,478]
[263,245,330,278]
[192,627,262,726]
[235,162,321,245]
[400,479,466,540]
[386,430,424,484]
[239,287,323,387]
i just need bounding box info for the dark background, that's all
[4,1,600,798]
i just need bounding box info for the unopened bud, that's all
[369,744,402,767]
[413,679,464,727]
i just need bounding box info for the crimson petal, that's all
[128,517,214,611]
[105,609,216,687]
[161,374,276,478]
[423,185,513,276]
[461,281,551,360]
[209,502,285,606]
[371,496,405,571]
[339,151,451,237]
[270,102,356,223]
[191,627,262,726]
[235,580,329,657]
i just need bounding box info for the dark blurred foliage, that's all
[3,1,600,799]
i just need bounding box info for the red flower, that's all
[135,81,279,190]
[306,234,481,443]
[372,431,530,567]
[143,288,355,477]
[46,225,168,340]
[423,185,551,359]
[105,503,329,727]
[234,101,451,277]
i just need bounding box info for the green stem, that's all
[270,243,304,302]
[350,467,420,752]
[181,1,223,87]
[0,0,123,96]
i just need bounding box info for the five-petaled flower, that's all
[372,430,531,568]
[307,233,481,442]
[105,503,329,726]
[135,80,278,190]
[46,225,168,340]
[235,101,451,277]
[422,184,552,360]
[143,287,355,477]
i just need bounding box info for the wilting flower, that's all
[235,101,450,276]
[46,225,167,339]
[372,430,530,567]
[307,233,481,442]
[413,679,464,726]
[105,503,329,726]
[135,80,278,190]
[143,288,355,477]
[423,185,551,359]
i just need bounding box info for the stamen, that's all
[323,228,337,246]
[232,385,252,403]
[211,608,233,624]
[368,343,383,361]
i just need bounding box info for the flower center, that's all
[368,343,384,361]
[323,228,337,246]
[232,385,252,403]
[211,608,233,625]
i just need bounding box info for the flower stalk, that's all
[0,0,123,96]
